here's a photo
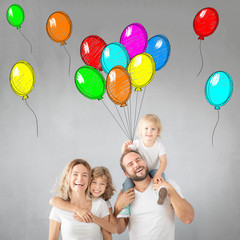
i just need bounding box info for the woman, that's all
[49,159,111,240]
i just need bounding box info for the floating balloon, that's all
[10,61,35,100]
[205,71,233,109]
[75,66,106,100]
[80,35,107,71]
[106,66,132,107]
[193,7,219,40]
[6,4,25,29]
[127,53,155,91]
[146,35,171,71]
[46,11,72,45]
[120,23,148,59]
[101,43,129,74]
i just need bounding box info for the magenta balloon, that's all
[120,23,148,59]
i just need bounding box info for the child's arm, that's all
[121,140,133,153]
[152,154,167,184]
[49,196,92,222]
[92,207,117,234]
[101,215,112,240]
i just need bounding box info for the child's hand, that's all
[153,177,165,191]
[121,140,133,153]
[73,209,93,223]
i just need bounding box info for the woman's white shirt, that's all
[49,198,109,240]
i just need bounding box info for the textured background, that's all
[0,0,239,239]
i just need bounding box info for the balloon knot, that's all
[22,95,29,100]
[120,103,127,107]
[61,42,67,46]
[198,36,204,40]
[135,88,142,92]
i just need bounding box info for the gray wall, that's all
[0,0,239,239]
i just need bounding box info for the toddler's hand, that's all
[121,140,133,153]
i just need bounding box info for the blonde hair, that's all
[138,114,162,138]
[56,159,91,201]
[90,166,116,201]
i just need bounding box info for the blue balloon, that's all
[205,71,233,109]
[101,42,130,74]
[145,35,170,71]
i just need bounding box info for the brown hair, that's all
[90,166,116,201]
[120,149,142,172]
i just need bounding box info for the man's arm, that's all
[113,188,134,234]
[153,180,194,224]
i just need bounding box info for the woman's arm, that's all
[49,219,60,240]
[49,196,92,222]
[92,207,117,234]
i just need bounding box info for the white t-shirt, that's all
[130,139,166,171]
[49,198,109,240]
[128,179,183,240]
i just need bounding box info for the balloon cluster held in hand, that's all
[75,23,171,106]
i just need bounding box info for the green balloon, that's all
[7,4,25,29]
[75,66,106,100]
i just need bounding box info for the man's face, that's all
[123,152,149,181]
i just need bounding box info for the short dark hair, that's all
[120,149,143,172]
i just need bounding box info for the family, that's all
[48,114,194,240]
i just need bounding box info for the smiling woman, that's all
[48,159,111,240]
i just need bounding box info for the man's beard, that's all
[127,166,149,181]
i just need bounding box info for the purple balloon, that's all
[120,23,148,59]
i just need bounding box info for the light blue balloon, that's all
[101,42,129,74]
[205,71,233,109]
[145,35,170,71]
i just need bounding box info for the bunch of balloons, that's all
[74,23,171,139]
[74,23,171,106]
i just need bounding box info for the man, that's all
[114,150,194,240]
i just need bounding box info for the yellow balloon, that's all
[127,53,155,91]
[10,61,35,100]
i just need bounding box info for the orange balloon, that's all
[46,11,72,45]
[106,66,132,107]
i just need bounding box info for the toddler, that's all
[119,114,168,217]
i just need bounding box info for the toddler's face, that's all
[141,121,159,141]
[90,176,107,198]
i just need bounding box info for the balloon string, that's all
[124,107,131,140]
[133,87,147,139]
[129,95,133,140]
[19,29,32,53]
[63,45,71,76]
[25,99,39,138]
[101,100,130,139]
[133,91,139,139]
[212,109,220,148]
[114,104,129,138]
[126,104,133,140]
[197,40,203,78]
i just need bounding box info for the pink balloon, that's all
[120,23,148,59]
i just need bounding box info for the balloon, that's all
[205,71,233,110]
[10,61,35,100]
[145,35,171,71]
[6,4,25,29]
[193,7,219,40]
[75,66,106,100]
[127,53,155,91]
[101,43,129,74]
[46,11,72,45]
[120,23,148,59]
[80,35,107,71]
[106,66,132,107]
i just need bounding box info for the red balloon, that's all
[193,8,219,40]
[80,35,107,71]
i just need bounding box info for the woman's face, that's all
[70,164,90,193]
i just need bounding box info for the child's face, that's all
[90,176,107,198]
[141,121,159,141]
